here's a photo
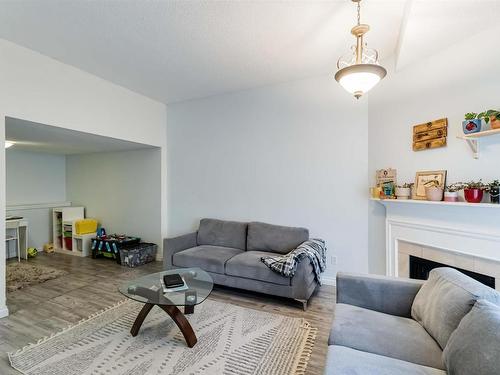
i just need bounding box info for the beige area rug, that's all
[9,299,316,375]
[6,262,68,292]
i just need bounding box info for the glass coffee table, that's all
[119,267,213,348]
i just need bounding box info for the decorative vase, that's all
[425,186,444,201]
[490,186,500,204]
[462,119,482,134]
[396,187,411,200]
[490,116,500,130]
[464,188,483,203]
[444,191,459,202]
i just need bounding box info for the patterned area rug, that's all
[6,262,68,292]
[9,299,316,375]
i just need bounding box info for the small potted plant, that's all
[480,109,500,130]
[463,113,482,134]
[444,183,462,202]
[487,180,500,204]
[424,180,444,201]
[380,181,396,199]
[463,180,487,203]
[396,183,413,200]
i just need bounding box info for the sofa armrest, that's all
[336,272,424,318]
[163,232,198,269]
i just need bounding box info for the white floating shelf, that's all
[370,197,500,208]
[459,128,500,139]
[457,128,500,159]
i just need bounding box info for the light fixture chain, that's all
[357,1,361,25]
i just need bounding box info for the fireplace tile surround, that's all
[398,241,500,291]
[375,199,500,292]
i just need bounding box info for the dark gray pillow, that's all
[443,299,500,375]
[197,218,247,250]
[247,221,309,254]
[411,267,500,349]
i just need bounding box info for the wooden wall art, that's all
[412,118,448,151]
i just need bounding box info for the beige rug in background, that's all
[9,299,316,375]
[6,262,68,292]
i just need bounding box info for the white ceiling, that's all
[0,1,498,104]
[5,117,156,154]
[397,0,500,70]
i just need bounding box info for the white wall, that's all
[6,149,67,252]
[66,148,161,248]
[368,26,500,274]
[0,38,167,318]
[167,75,369,282]
[6,150,66,204]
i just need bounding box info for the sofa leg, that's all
[295,299,308,311]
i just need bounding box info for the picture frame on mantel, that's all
[413,170,447,200]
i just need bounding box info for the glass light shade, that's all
[335,64,387,99]
[5,141,14,149]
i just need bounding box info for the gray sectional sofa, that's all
[325,267,500,374]
[163,218,318,308]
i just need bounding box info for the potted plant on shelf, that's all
[480,109,500,130]
[424,180,444,201]
[487,180,500,204]
[444,183,462,202]
[463,113,482,134]
[396,183,413,200]
[463,180,487,203]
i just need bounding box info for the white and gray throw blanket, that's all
[261,238,327,284]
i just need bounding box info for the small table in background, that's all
[6,218,29,261]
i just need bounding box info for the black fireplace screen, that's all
[409,255,495,289]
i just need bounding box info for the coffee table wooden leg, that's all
[131,303,154,337]
[159,304,197,348]
[184,305,194,315]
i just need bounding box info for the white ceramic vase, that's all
[425,186,444,201]
[396,187,411,200]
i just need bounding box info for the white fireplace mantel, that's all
[373,198,500,277]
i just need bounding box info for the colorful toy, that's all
[91,232,141,263]
[43,243,55,253]
[27,247,38,258]
[75,219,98,235]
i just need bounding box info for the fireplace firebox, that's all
[409,255,495,289]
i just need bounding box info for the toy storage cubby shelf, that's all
[52,207,88,257]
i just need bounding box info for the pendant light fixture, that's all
[335,0,387,99]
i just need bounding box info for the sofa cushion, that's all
[247,221,308,254]
[225,251,291,286]
[443,299,500,375]
[330,303,444,369]
[325,345,446,375]
[172,245,243,274]
[411,267,500,349]
[197,218,247,250]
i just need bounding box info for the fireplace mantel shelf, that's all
[370,198,500,209]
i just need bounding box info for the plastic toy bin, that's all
[64,237,73,250]
[119,243,157,268]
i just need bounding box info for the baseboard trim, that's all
[322,276,336,286]
[0,305,9,318]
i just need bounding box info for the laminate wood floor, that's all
[0,253,335,374]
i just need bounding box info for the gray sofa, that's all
[326,267,500,374]
[163,218,319,308]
